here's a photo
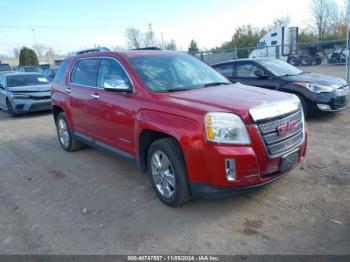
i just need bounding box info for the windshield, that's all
[128,54,230,92]
[258,59,303,76]
[7,74,49,87]
[0,64,11,72]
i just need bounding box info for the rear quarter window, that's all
[53,60,70,82]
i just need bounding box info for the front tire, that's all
[6,99,18,117]
[56,112,83,152]
[148,138,190,207]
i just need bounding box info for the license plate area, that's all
[279,150,300,172]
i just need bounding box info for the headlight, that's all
[9,94,31,99]
[205,112,251,144]
[295,82,335,93]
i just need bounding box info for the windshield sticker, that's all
[38,77,49,82]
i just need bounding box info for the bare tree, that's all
[44,47,56,64]
[165,39,177,50]
[273,16,291,27]
[310,0,335,40]
[13,47,20,58]
[144,23,156,47]
[125,28,143,49]
[32,44,48,57]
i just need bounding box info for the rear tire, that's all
[299,55,312,66]
[287,56,300,66]
[314,56,323,65]
[56,112,83,152]
[147,138,191,207]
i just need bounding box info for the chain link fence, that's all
[191,39,348,67]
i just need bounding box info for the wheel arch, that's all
[138,129,183,173]
[52,105,64,123]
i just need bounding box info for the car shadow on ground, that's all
[306,111,341,122]
[0,109,52,120]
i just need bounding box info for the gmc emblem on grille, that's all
[277,121,297,136]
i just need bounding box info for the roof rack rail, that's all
[73,47,110,55]
[132,47,162,50]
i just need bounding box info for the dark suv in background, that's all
[212,58,350,116]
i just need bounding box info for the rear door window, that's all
[71,58,99,87]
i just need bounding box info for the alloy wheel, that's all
[150,150,176,199]
[57,118,70,148]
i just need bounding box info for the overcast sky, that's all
[0,0,346,55]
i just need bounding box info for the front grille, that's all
[31,96,51,100]
[334,96,349,109]
[30,102,51,110]
[256,110,304,158]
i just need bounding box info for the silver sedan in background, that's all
[0,72,51,116]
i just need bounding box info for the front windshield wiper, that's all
[162,88,192,92]
[203,82,230,87]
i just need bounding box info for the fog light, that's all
[225,159,236,181]
[317,104,331,110]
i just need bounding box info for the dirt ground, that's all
[0,65,349,255]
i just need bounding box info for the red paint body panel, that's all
[51,51,307,190]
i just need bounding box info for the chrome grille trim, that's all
[259,111,302,134]
[268,132,304,156]
[264,120,303,145]
[256,109,304,158]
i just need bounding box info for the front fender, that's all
[135,109,203,149]
[135,109,208,181]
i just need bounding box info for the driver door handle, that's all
[91,93,100,99]
[65,87,71,93]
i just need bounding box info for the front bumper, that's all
[315,87,350,112]
[190,171,290,198]
[184,125,307,192]
[10,98,52,113]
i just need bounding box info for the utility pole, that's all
[31,29,37,45]
[161,32,164,49]
[148,23,154,46]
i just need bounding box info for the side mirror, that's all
[254,69,268,79]
[0,84,4,89]
[103,79,132,93]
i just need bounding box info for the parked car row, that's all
[1,48,348,206]
[0,63,58,80]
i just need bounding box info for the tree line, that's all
[190,0,348,53]
[6,0,348,64]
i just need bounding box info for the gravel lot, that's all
[0,65,349,255]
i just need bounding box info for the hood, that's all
[283,72,347,88]
[7,84,51,92]
[165,83,299,123]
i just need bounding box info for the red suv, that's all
[51,48,307,206]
